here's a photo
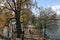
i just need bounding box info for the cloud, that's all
[49,5,60,15]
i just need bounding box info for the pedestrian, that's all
[29,29,32,34]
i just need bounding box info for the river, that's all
[46,21,60,39]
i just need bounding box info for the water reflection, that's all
[46,21,60,39]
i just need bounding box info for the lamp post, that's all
[11,19,16,39]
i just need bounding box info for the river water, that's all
[46,21,60,39]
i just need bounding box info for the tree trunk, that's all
[43,19,47,40]
[15,11,22,38]
[16,0,22,38]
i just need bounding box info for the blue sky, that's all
[32,0,60,15]
[37,0,60,8]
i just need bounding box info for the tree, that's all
[38,7,58,31]
[31,15,37,26]
[1,0,37,39]
[37,7,58,40]
[20,8,32,27]
[45,8,58,32]
[0,7,12,38]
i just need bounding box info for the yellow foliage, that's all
[0,13,7,28]
[20,15,23,22]
[6,11,12,18]
[0,0,2,3]
[20,8,31,24]
[0,9,12,35]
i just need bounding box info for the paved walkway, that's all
[24,28,43,40]
[23,22,43,40]
[24,23,51,40]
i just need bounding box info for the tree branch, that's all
[12,0,16,10]
[6,0,15,12]
[0,7,15,13]
[5,7,14,11]
[22,0,26,4]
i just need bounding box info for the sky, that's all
[32,0,60,15]
[37,0,60,8]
